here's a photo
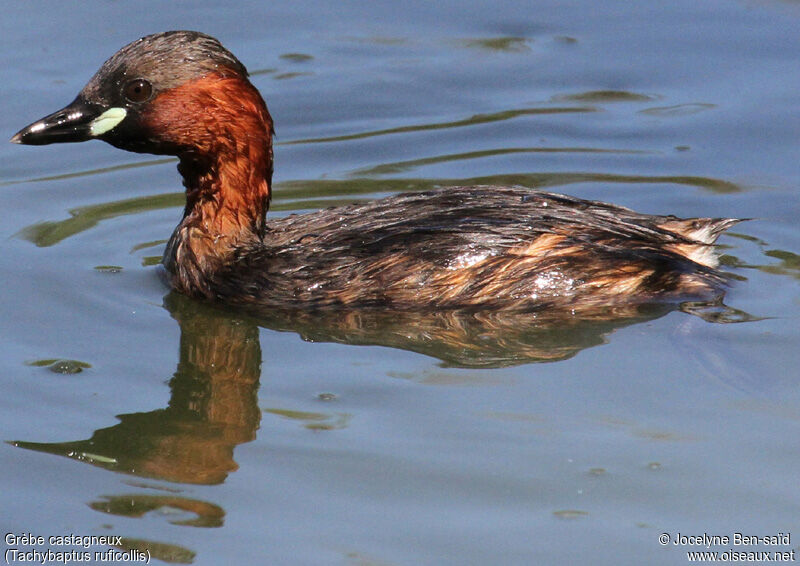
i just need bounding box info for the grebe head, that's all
[12,30,275,250]
[11,30,272,163]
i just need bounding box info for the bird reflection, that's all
[250,298,751,368]
[12,291,750,484]
[13,293,262,484]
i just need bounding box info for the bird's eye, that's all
[123,79,153,103]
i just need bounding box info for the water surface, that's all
[1,1,798,564]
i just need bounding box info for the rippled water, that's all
[1,1,798,565]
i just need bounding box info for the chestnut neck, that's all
[177,146,271,243]
[159,73,274,297]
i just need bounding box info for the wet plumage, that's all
[12,31,742,313]
[211,186,739,311]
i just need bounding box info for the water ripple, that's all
[282,107,597,145]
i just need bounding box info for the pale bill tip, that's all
[10,121,45,143]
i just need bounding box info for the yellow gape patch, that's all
[89,107,127,136]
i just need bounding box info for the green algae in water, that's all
[279,52,314,62]
[273,71,313,80]
[48,360,90,374]
[116,538,196,564]
[264,407,351,430]
[249,67,277,76]
[553,510,589,520]
[26,359,91,374]
[554,90,657,103]
[94,265,123,273]
[130,239,167,253]
[90,494,224,528]
[141,256,162,267]
[639,102,716,117]
[461,37,531,53]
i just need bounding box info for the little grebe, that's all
[12,31,741,312]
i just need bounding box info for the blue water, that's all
[1,1,798,564]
